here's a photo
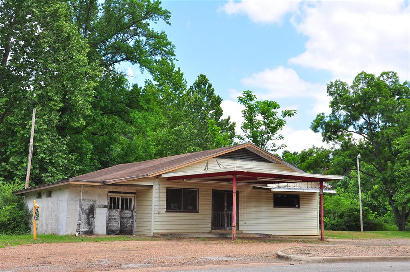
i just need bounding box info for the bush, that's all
[0,182,31,234]
[324,192,385,231]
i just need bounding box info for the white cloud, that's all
[221,100,244,135]
[240,66,330,114]
[290,0,410,80]
[221,0,301,24]
[241,66,322,98]
[278,127,330,153]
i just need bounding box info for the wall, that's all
[239,189,319,235]
[134,187,153,235]
[24,182,154,235]
[24,187,69,235]
[163,158,300,178]
[152,179,319,236]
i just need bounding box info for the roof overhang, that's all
[164,170,343,184]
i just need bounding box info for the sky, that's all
[123,0,410,153]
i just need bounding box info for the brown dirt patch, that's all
[0,239,295,272]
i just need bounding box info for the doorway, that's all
[211,190,239,230]
[107,194,135,235]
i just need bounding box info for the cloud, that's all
[221,0,301,24]
[221,99,244,135]
[290,0,410,80]
[241,66,322,98]
[240,66,330,114]
[278,127,330,153]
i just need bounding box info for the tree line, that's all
[0,0,408,233]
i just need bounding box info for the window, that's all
[36,192,42,199]
[109,196,120,209]
[121,197,133,210]
[46,191,52,198]
[273,194,300,208]
[166,188,198,212]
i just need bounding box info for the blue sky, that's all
[123,0,410,152]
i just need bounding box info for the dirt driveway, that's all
[0,239,296,272]
[1,238,409,272]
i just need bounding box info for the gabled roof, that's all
[14,143,342,195]
[70,142,301,183]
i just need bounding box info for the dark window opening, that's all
[46,191,52,198]
[166,188,198,212]
[273,194,300,208]
[36,192,42,199]
[109,196,120,209]
[121,197,132,210]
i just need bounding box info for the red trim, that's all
[166,170,335,182]
[232,175,237,241]
[320,181,324,241]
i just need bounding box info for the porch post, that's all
[320,180,324,241]
[232,175,237,241]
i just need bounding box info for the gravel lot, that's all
[282,239,410,257]
[0,238,409,272]
[0,239,295,272]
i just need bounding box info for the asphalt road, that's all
[170,261,410,272]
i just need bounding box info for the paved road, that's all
[170,261,410,272]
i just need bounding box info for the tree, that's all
[68,0,175,72]
[0,0,99,185]
[238,90,296,152]
[312,71,410,230]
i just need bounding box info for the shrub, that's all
[0,182,31,234]
[324,192,385,231]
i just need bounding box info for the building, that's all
[15,143,342,239]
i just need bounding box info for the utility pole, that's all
[25,108,36,189]
[357,153,364,232]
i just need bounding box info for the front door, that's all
[211,190,239,230]
[107,195,135,235]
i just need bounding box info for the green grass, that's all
[0,234,157,248]
[325,230,410,239]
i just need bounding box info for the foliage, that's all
[0,182,31,234]
[325,230,410,239]
[238,90,296,151]
[0,0,99,185]
[312,71,409,230]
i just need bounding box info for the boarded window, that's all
[166,188,198,212]
[273,194,300,208]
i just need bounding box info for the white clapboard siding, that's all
[153,180,234,233]
[163,158,299,178]
[134,188,153,235]
[152,180,319,236]
[239,189,319,235]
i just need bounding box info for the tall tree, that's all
[312,71,410,230]
[238,90,296,152]
[68,0,175,71]
[0,0,99,185]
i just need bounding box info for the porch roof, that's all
[164,170,343,184]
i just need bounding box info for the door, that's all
[211,190,239,230]
[79,199,95,234]
[107,195,135,235]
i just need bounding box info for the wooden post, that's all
[25,108,36,189]
[320,181,324,241]
[232,175,237,241]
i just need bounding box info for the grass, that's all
[325,230,410,239]
[1,231,409,248]
[0,234,157,248]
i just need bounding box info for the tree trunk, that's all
[390,200,409,231]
